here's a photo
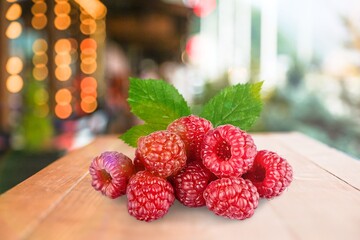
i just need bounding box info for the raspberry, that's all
[173,161,213,207]
[243,150,293,198]
[167,115,213,162]
[203,177,259,220]
[126,171,175,222]
[136,130,187,178]
[89,151,134,199]
[201,124,257,178]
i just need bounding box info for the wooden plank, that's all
[0,136,134,239]
[26,175,295,240]
[252,134,360,240]
[271,132,360,190]
[1,133,360,240]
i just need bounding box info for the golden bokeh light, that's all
[80,61,97,74]
[31,1,47,15]
[55,53,71,66]
[81,56,96,65]
[81,96,97,113]
[80,48,97,59]
[81,89,97,99]
[55,104,72,119]
[32,38,48,53]
[54,2,71,15]
[33,54,48,66]
[6,57,23,75]
[7,0,18,3]
[55,65,72,81]
[54,15,71,30]
[81,76,97,89]
[76,0,107,20]
[6,75,23,93]
[80,38,97,51]
[55,39,71,53]
[33,65,49,81]
[6,21,22,39]
[32,14,48,30]
[6,3,22,21]
[55,88,72,105]
[80,18,97,35]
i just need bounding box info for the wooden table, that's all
[1,132,360,240]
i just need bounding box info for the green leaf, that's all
[200,82,263,130]
[120,124,165,147]
[128,78,191,126]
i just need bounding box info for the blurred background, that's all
[0,0,359,193]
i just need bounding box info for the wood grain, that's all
[0,133,359,240]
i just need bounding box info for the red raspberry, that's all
[136,130,187,178]
[203,177,259,220]
[243,150,293,198]
[126,171,175,222]
[173,161,213,207]
[89,151,134,199]
[167,115,213,162]
[201,124,257,178]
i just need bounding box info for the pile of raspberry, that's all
[89,115,293,222]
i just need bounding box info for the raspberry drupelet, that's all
[201,124,257,178]
[243,150,293,198]
[89,151,135,199]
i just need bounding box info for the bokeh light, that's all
[81,76,97,89]
[81,96,97,113]
[31,14,47,30]
[55,53,71,66]
[31,1,47,15]
[80,18,97,35]
[6,21,22,39]
[55,39,71,53]
[55,104,72,119]
[6,57,23,75]
[33,65,49,81]
[80,61,97,74]
[54,15,71,30]
[55,65,72,81]
[6,75,23,93]
[6,3,22,21]
[33,54,48,66]
[54,2,71,15]
[32,39,48,54]
[55,89,72,105]
[80,38,97,51]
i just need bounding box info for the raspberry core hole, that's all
[252,166,266,182]
[99,169,112,183]
[215,140,231,161]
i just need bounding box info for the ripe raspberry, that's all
[243,150,293,198]
[167,115,213,162]
[203,177,259,220]
[173,161,213,207]
[136,130,187,178]
[89,151,134,199]
[201,124,257,178]
[126,171,175,222]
